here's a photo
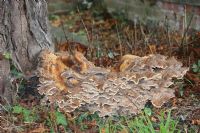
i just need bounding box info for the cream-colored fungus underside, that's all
[37,50,188,116]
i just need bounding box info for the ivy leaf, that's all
[3,52,11,60]
[55,111,68,126]
[192,64,199,73]
[12,105,37,123]
[12,105,23,114]
[23,108,37,123]
[50,128,55,133]
[144,107,152,116]
[198,60,200,66]
[108,51,115,59]
[76,112,88,124]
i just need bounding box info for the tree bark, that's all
[0,0,53,103]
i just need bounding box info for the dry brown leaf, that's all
[148,44,157,54]
[28,124,46,133]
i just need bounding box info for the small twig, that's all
[116,24,123,57]
[60,21,75,55]
[60,21,69,42]
[185,36,200,46]
[76,7,91,43]
[134,19,137,54]
[180,8,194,53]
[49,10,69,16]
[164,16,172,56]
[0,103,9,112]
[0,95,12,112]
[124,27,133,51]
[0,116,13,125]
[139,22,155,55]
[140,22,148,55]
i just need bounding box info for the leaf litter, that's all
[1,1,200,132]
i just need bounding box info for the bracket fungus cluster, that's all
[37,50,188,116]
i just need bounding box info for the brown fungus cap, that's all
[37,49,188,116]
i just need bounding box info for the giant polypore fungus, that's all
[37,50,188,116]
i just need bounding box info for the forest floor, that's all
[0,2,200,133]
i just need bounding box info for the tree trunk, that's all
[0,0,53,103]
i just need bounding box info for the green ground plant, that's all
[46,110,68,133]
[12,105,38,123]
[74,108,180,133]
[10,105,68,132]
[1,104,182,132]
[118,108,179,133]
[192,60,200,73]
